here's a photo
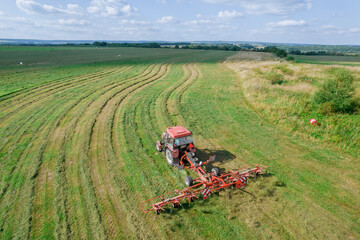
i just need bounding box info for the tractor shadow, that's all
[196,148,236,171]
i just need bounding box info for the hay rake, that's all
[141,150,267,214]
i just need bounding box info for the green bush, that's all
[286,56,295,61]
[265,71,284,85]
[313,68,356,113]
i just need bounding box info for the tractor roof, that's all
[167,126,192,138]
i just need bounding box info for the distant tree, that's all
[93,41,107,46]
[175,44,179,49]
[286,56,295,61]
[275,49,287,58]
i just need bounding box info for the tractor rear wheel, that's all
[211,167,220,177]
[166,148,175,166]
[185,176,193,187]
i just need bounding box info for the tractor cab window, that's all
[174,135,194,146]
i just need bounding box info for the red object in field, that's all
[142,126,268,215]
[310,118,318,125]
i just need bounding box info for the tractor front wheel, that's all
[185,176,193,187]
[156,142,162,152]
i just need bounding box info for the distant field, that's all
[291,54,360,65]
[0,47,359,240]
[0,46,216,69]
[0,46,218,97]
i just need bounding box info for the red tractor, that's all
[156,126,196,168]
[143,126,267,214]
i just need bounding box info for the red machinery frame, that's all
[141,151,267,214]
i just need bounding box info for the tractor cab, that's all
[156,126,196,167]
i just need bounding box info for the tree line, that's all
[289,49,345,56]
[92,41,161,48]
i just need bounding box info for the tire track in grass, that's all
[29,63,158,239]
[65,63,166,239]
[89,63,171,239]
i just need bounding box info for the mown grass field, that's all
[0,47,359,240]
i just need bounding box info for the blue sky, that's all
[0,0,359,44]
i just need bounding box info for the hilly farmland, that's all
[0,46,359,240]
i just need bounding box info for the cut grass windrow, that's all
[0,65,147,198]
[88,63,170,238]
[30,62,164,239]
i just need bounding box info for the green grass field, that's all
[0,47,359,240]
[291,54,360,66]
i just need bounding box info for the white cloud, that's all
[321,25,336,30]
[267,19,306,27]
[332,13,343,17]
[16,0,83,15]
[157,16,177,24]
[58,19,90,26]
[203,0,312,15]
[0,11,4,15]
[217,10,243,18]
[119,19,150,25]
[349,28,360,33]
[0,23,11,29]
[87,0,137,17]
[305,0,312,10]
[182,19,212,26]
[156,0,167,4]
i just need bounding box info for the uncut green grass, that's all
[292,54,360,66]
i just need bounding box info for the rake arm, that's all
[141,165,267,214]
